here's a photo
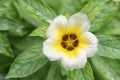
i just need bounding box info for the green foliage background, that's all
[0,0,120,80]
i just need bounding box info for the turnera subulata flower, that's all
[43,13,98,70]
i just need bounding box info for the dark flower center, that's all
[61,34,79,51]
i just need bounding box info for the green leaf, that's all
[10,37,44,51]
[0,55,13,69]
[0,18,24,31]
[0,54,13,76]
[102,22,120,35]
[99,11,120,35]
[0,0,20,20]
[6,43,48,78]
[96,34,120,59]
[81,0,108,21]
[90,2,118,32]
[0,0,11,16]
[90,55,120,80]
[0,33,13,57]
[43,0,62,13]
[8,63,50,80]
[58,0,88,16]
[45,62,64,80]
[22,63,50,80]
[8,28,29,37]
[0,55,13,80]
[13,0,57,27]
[29,26,47,39]
[0,17,29,36]
[61,62,94,80]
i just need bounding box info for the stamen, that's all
[62,34,68,41]
[73,40,79,47]
[61,33,79,51]
[70,34,76,40]
[67,46,74,51]
[61,42,67,48]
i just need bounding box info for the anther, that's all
[70,34,76,40]
[61,42,67,48]
[62,34,68,41]
[67,46,74,51]
[73,40,79,47]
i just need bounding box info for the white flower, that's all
[43,13,98,70]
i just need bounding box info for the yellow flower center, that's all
[61,34,79,51]
[67,40,73,46]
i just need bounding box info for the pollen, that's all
[61,34,79,51]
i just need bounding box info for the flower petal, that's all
[67,13,90,32]
[80,32,98,57]
[46,15,67,38]
[43,39,64,61]
[61,50,87,70]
